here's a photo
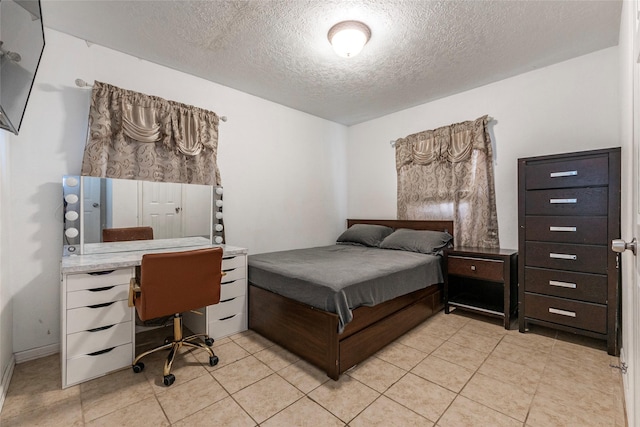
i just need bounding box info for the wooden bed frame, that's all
[248,219,453,380]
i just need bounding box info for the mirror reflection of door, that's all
[78,176,215,245]
[140,181,184,239]
[82,176,103,243]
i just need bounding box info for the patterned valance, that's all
[395,115,488,167]
[81,81,221,186]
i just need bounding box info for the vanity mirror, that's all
[62,175,224,256]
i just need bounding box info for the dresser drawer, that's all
[447,256,503,282]
[66,269,132,292]
[66,321,132,359]
[223,255,245,271]
[524,267,607,303]
[208,294,246,320]
[222,266,245,283]
[67,284,129,309]
[525,187,608,216]
[524,156,609,190]
[66,343,132,387]
[208,312,247,339]
[525,242,608,274]
[524,216,608,245]
[221,278,246,300]
[67,300,132,334]
[524,293,606,334]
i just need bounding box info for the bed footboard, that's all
[248,283,443,380]
[249,284,341,379]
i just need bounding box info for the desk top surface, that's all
[61,237,247,274]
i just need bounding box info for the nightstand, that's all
[444,247,518,329]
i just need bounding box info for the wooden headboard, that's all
[346,219,454,237]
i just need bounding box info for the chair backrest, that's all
[103,226,154,242]
[103,226,154,243]
[135,247,223,321]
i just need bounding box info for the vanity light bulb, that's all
[65,227,79,238]
[215,212,223,219]
[215,187,223,195]
[65,194,79,204]
[65,176,79,187]
[65,211,79,221]
[215,200,223,207]
[215,224,224,232]
[214,236,223,244]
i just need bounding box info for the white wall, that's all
[347,47,620,251]
[0,131,14,404]
[7,28,348,355]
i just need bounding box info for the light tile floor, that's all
[0,310,627,426]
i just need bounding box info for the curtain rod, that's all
[74,78,228,122]
[389,116,494,147]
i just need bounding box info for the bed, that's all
[247,219,453,380]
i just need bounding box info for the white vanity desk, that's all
[60,237,248,388]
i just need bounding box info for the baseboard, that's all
[0,354,15,414]
[14,343,59,364]
[619,347,632,427]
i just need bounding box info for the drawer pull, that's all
[87,301,116,309]
[220,314,238,321]
[88,286,115,292]
[550,170,578,178]
[87,347,115,356]
[470,265,476,271]
[549,280,577,289]
[550,198,577,204]
[550,253,577,260]
[88,270,116,276]
[220,297,236,303]
[549,307,576,318]
[549,226,577,232]
[87,324,115,333]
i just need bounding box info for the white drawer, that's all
[223,255,245,271]
[67,284,129,309]
[222,266,245,282]
[208,312,247,339]
[67,321,133,359]
[208,295,246,320]
[66,269,132,292]
[66,343,132,387]
[67,300,132,334]
[220,279,246,300]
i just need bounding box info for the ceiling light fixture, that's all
[327,20,371,58]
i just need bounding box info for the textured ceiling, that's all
[41,0,622,125]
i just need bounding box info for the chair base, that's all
[132,313,218,386]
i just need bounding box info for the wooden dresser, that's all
[517,147,621,355]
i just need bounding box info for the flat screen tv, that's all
[0,0,44,135]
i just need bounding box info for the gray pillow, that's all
[380,228,453,254]
[336,224,394,247]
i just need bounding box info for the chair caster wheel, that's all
[163,374,176,386]
[204,338,214,346]
[209,355,219,366]
[132,362,144,373]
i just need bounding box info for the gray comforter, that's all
[247,245,443,332]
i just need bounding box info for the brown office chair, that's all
[128,247,223,386]
[103,226,154,242]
